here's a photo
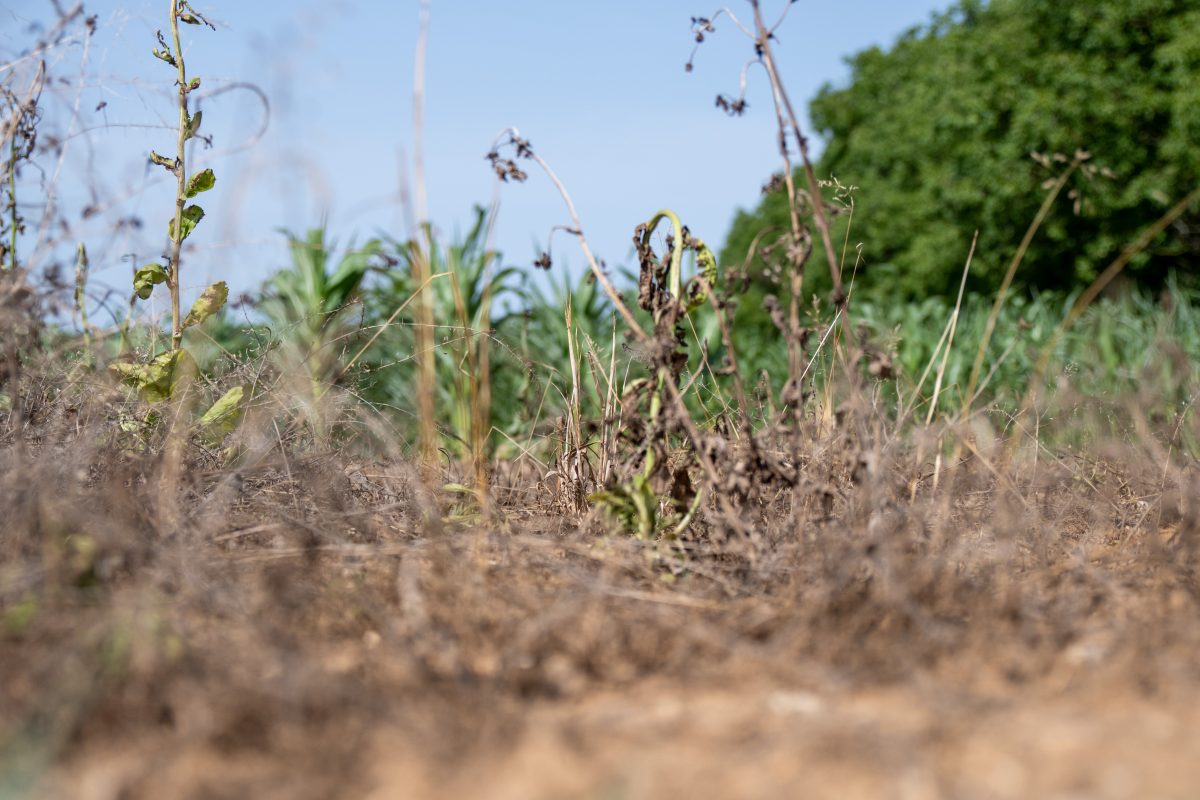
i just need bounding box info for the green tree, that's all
[722,0,1200,299]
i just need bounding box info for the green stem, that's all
[641,209,685,300]
[167,0,188,350]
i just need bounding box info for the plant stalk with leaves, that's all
[143,0,218,349]
[128,0,223,355]
[110,1,242,445]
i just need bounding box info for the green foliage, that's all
[364,207,517,455]
[185,168,215,198]
[198,384,247,442]
[258,228,382,390]
[723,0,1200,299]
[590,474,660,540]
[110,348,197,403]
[853,277,1200,416]
[501,269,617,426]
[261,229,380,340]
[168,204,205,241]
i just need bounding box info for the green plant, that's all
[848,276,1200,426]
[108,1,241,442]
[504,268,616,428]
[366,207,516,464]
[136,0,223,350]
[258,227,382,388]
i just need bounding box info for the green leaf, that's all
[109,349,197,403]
[185,168,215,198]
[186,77,201,92]
[198,385,246,441]
[168,205,205,241]
[182,281,228,330]
[589,473,659,539]
[184,110,203,140]
[179,13,202,25]
[152,48,177,67]
[133,264,169,300]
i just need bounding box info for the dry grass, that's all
[3,342,1199,798]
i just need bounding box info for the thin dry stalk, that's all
[2,59,46,271]
[490,129,646,344]
[748,0,842,300]
[411,0,437,474]
[928,232,977,426]
[906,234,976,497]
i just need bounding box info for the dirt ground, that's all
[36,647,1200,800]
[372,677,1200,800]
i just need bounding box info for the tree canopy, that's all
[721,0,1200,299]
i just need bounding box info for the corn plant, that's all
[366,207,517,462]
[505,268,616,428]
[257,228,382,418]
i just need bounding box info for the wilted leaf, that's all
[185,168,215,198]
[133,263,169,300]
[168,205,205,241]
[109,349,197,403]
[182,281,228,330]
[684,241,719,314]
[149,150,177,172]
[198,384,246,442]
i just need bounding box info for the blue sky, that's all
[2,0,947,318]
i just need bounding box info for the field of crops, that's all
[4,2,1200,798]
